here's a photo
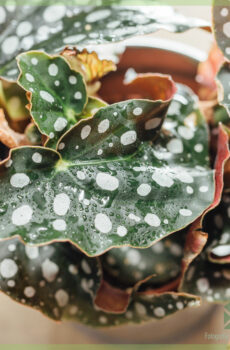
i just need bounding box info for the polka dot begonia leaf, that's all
[0,5,210,81]
[213,1,230,61]
[101,230,185,290]
[17,51,106,149]
[216,62,230,117]
[204,192,230,264]
[0,238,103,322]
[0,236,201,326]
[0,84,215,256]
[179,124,230,291]
[180,250,230,303]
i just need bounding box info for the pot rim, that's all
[120,36,208,63]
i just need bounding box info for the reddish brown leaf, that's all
[0,109,29,148]
[94,280,130,314]
[61,47,117,96]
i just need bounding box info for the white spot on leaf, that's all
[137,183,151,196]
[52,219,66,231]
[55,289,69,307]
[25,246,39,259]
[24,286,36,298]
[40,90,54,103]
[81,125,91,140]
[120,130,137,146]
[94,213,112,233]
[117,226,127,237]
[144,213,161,227]
[12,205,33,226]
[54,117,67,132]
[42,259,59,282]
[10,173,30,188]
[96,173,119,191]
[48,63,58,76]
[167,139,183,154]
[43,5,66,23]
[179,209,192,217]
[53,193,70,216]
[0,259,18,278]
[32,152,42,163]
[86,9,111,23]
[98,119,110,133]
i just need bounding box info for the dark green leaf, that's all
[213,1,230,60]
[180,252,230,303]
[214,105,230,126]
[204,192,230,264]
[0,237,200,326]
[0,238,102,321]
[101,231,185,289]
[216,62,230,116]
[18,51,87,148]
[0,5,210,80]
[0,85,215,256]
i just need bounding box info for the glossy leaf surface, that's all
[0,85,215,256]
[0,237,200,326]
[0,5,210,80]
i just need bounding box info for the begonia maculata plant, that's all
[0,3,229,327]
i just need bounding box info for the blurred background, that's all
[0,5,229,345]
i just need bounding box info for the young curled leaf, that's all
[0,109,29,149]
[0,5,210,81]
[61,47,116,95]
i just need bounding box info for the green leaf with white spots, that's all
[46,97,107,149]
[0,85,215,256]
[101,231,185,289]
[0,5,210,81]
[17,51,87,148]
[204,192,230,264]
[214,105,230,126]
[180,192,230,302]
[216,62,230,117]
[90,291,201,327]
[0,238,102,322]
[213,1,230,61]
[0,237,200,326]
[180,251,230,303]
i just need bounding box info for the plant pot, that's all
[99,37,206,103]
[78,38,226,344]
